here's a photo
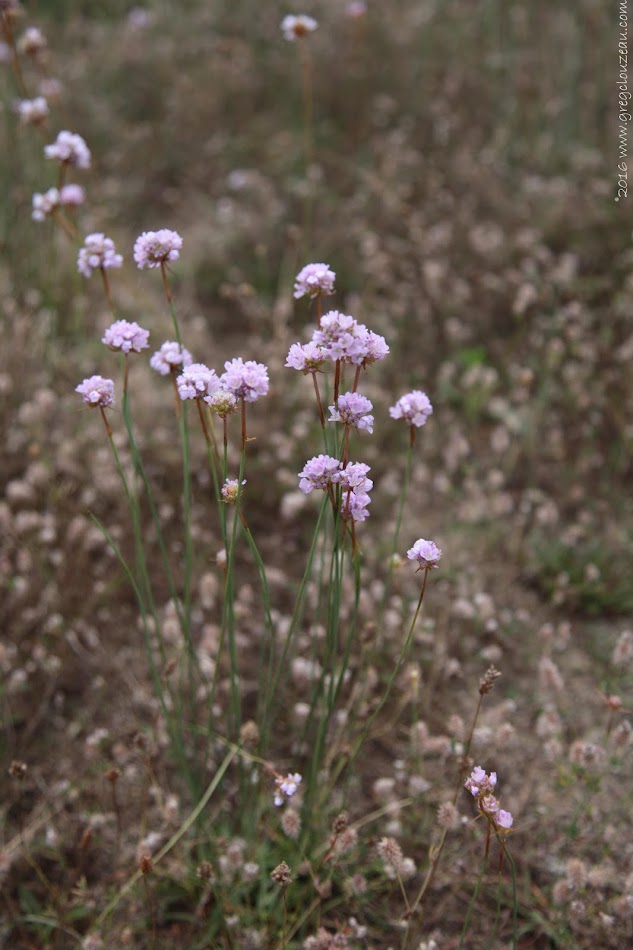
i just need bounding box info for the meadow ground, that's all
[1,1,632,948]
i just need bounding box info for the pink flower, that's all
[133,229,183,269]
[340,490,372,523]
[274,772,302,806]
[407,539,442,569]
[221,478,246,504]
[298,455,341,493]
[32,188,60,222]
[150,341,192,376]
[102,320,149,354]
[495,809,513,830]
[338,461,372,493]
[285,341,326,373]
[221,358,269,402]
[177,363,220,401]
[60,184,85,207]
[390,390,433,427]
[76,376,115,408]
[17,96,49,126]
[329,392,374,432]
[464,766,497,797]
[44,131,91,169]
[78,234,123,277]
[280,15,318,41]
[293,262,335,299]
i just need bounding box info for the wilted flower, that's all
[177,363,220,401]
[32,187,60,221]
[274,772,302,806]
[133,229,182,269]
[221,358,269,402]
[17,96,48,125]
[221,479,246,505]
[293,262,335,298]
[298,454,341,493]
[150,341,192,376]
[77,234,123,278]
[18,27,47,56]
[102,320,149,354]
[407,538,442,569]
[76,376,115,408]
[390,390,433,427]
[206,388,238,415]
[44,131,91,169]
[281,14,318,41]
[329,392,374,432]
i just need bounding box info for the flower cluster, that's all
[280,15,318,41]
[76,376,115,408]
[407,539,442,569]
[274,772,302,806]
[207,389,239,416]
[133,229,183,269]
[18,26,46,56]
[44,130,91,169]
[221,358,269,402]
[77,234,123,278]
[311,310,389,367]
[329,391,374,433]
[285,341,326,374]
[60,184,85,207]
[293,262,335,299]
[298,455,342,494]
[298,457,374,522]
[150,341,193,376]
[389,390,433,428]
[102,320,149,355]
[177,363,219,401]
[465,767,513,833]
[32,187,59,221]
[17,96,49,125]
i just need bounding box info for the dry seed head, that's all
[437,801,459,830]
[271,861,292,887]
[333,827,358,855]
[376,836,404,872]
[139,853,153,875]
[196,860,214,881]
[8,759,27,779]
[281,807,301,839]
[240,719,260,749]
[104,767,120,784]
[479,665,501,695]
[332,811,349,835]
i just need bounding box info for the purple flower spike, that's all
[407,539,442,569]
[133,229,183,269]
[102,320,149,354]
[76,375,115,408]
[390,390,433,428]
[329,392,374,433]
[221,358,269,402]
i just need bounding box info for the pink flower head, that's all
[293,262,335,299]
[133,229,183,269]
[390,390,433,428]
[44,131,91,169]
[285,341,326,373]
[280,15,318,41]
[464,766,497,797]
[274,772,302,806]
[221,358,269,402]
[60,184,85,207]
[78,234,123,278]
[221,478,246,504]
[206,388,239,415]
[329,391,374,432]
[338,461,373,493]
[313,310,366,364]
[298,454,341,493]
[407,538,442,569]
[177,363,220,401]
[150,341,192,376]
[340,490,372,523]
[76,375,115,408]
[360,329,390,366]
[495,809,513,830]
[17,96,49,126]
[102,320,149,354]
[32,187,60,221]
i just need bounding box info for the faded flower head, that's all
[271,861,292,887]
[221,358,269,402]
[44,131,91,169]
[479,665,502,695]
[329,391,374,432]
[206,387,239,415]
[102,320,149,354]
[281,14,318,41]
[76,376,115,408]
[17,96,49,126]
[389,390,433,428]
[221,479,246,505]
[150,341,192,376]
[133,229,183,269]
[285,341,326,374]
[18,27,47,56]
[177,363,220,401]
[32,187,60,221]
[407,538,442,569]
[77,234,123,277]
[274,772,302,806]
[376,836,405,873]
[298,454,341,493]
[293,262,335,299]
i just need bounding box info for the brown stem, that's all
[196,398,214,446]
[312,372,326,428]
[352,365,362,393]
[160,261,172,305]
[334,360,341,403]
[99,407,113,438]
[170,372,182,418]
[100,267,115,314]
